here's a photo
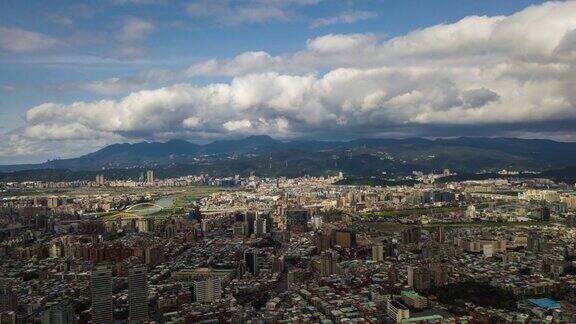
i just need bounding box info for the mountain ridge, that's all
[2,136,576,177]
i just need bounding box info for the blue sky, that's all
[2,0,574,164]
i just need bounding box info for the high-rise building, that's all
[540,206,551,221]
[407,266,431,292]
[401,226,421,244]
[333,230,357,249]
[128,266,148,324]
[430,262,448,287]
[527,232,547,253]
[388,265,399,287]
[41,301,75,324]
[466,205,476,219]
[387,299,410,323]
[314,232,331,253]
[193,277,222,303]
[436,226,446,244]
[319,250,339,277]
[311,215,323,230]
[95,174,105,186]
[372,243,384,262]
[244,249,259,276]
[145,245,164,268]
[0,311,16,324]
[256,213,273,234]
[567,214,576,228]
[244,212,256,237]
[91,267,113,324]
[146,170,154,184]
[272,256,285,273]
[0,280,17,313]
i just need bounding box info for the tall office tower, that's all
[146,170,154,184]
[145,245,165,268]
[193,277,222,303]
[407,266,431,292]
[254,213,273,235]
[91,267,113,324]
[237,260,247,278]
[314,232,331,253]
[311,214,323,230]
[372,243,384,262]
[567,214,576,228]
[540,206,551,221]
[254,218,265,237]
[334,230,357,249]
[244,212,256,237]
[244,249,259,276]
[436,226,446,244]
[128,266,148,324]
[41,301,75,324]
[430,262,448,287]
[272,256,285,273]
[0,280,17,313]
[527,231,547,253]
[401,226,421,244]
[465,205,476,219]
[388,265,399,286]
[0,279,18,313]
[320,250,340,277]
[95,174,104,185]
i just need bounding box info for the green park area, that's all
[364,205,467,218]
[428,282,518,311]
[99,186,221,220]
[371,220,552,232]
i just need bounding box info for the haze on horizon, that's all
[1,0,576,164]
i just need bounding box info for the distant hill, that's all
[1,136,576,181]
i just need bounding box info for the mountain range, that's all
[2,136,576,182]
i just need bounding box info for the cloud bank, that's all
[5,1,576,159]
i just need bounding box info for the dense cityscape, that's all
[3,0,576,323]
[1,169,576,323]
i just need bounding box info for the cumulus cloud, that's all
[114,17,154,57]
[111,0,165,5]
[0,27,64,53]
[185,0,319,25]
[311,10,377,28]
[58,69,174,95]
[1,85,16,92]
[6,1,576,158]
[117,17,154,42]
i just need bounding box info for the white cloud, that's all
[223,120,253,131]
[59,69,174,95]
[113,17,154,57]
[311,10,377,28]
[186,51,290,76]
[185,0,319,25]
[0,27,63,53]
[1,85,16,92]
[111,0,165,5]
[6,1,576,158]
[182,117,201,128]
[117,17,154,42]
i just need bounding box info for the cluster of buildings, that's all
[0,173,576,323]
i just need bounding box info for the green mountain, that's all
[1,136,576,181]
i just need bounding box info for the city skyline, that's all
[3,3,576,322]
[2,0,576,164]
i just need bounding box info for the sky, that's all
[1,0,576,164]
